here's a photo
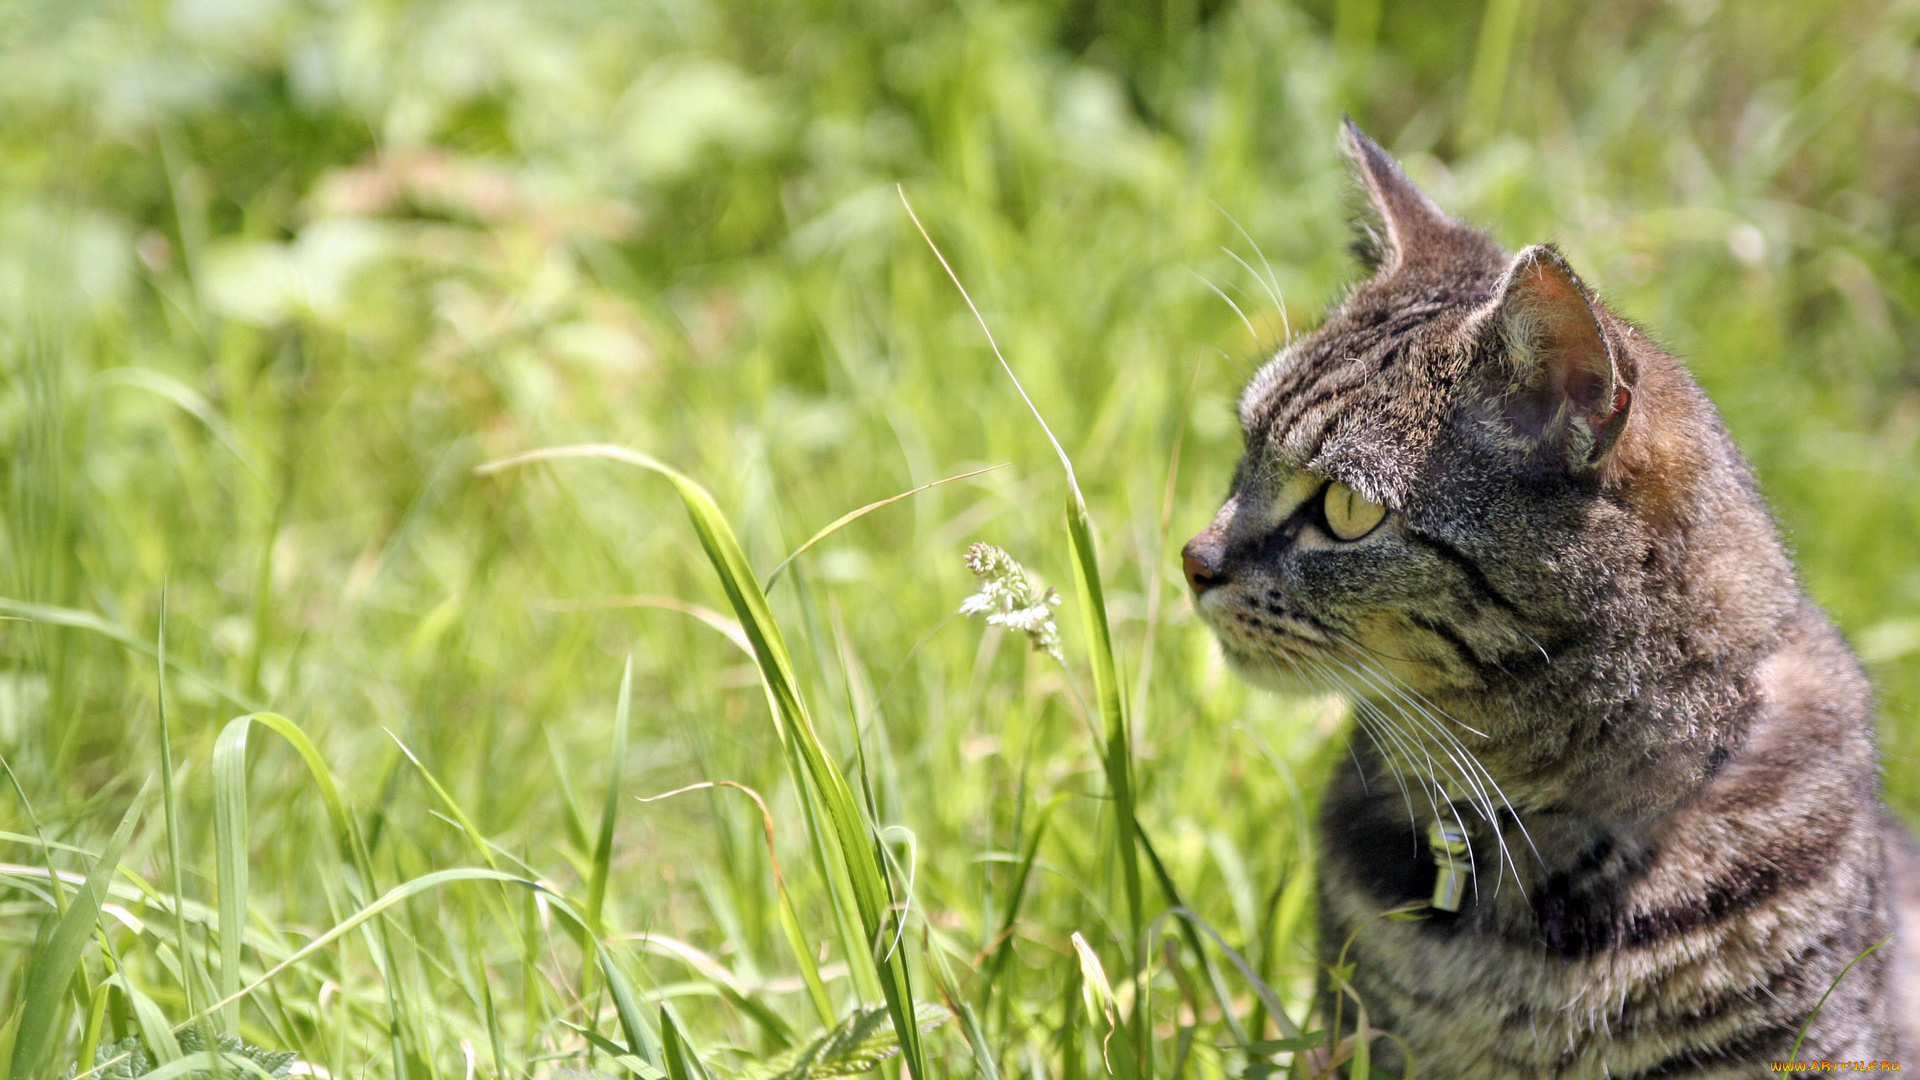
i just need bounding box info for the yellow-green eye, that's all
[1323,482,1387,541]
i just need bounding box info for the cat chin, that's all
[1218,642,1321,696]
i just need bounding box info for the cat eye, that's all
[1322,482,1387,541]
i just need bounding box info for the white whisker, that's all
[1210,200,1291,343]
[1187,268,1264,348]
[1265,647,1421,836]
[1322,654,1481,884]
[1332,645,1538,896]
[1289,652,1453,859]
[1219,247,1288,347]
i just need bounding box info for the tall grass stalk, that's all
[478,445,932,1080]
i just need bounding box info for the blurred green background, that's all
[3,0,1917,1076]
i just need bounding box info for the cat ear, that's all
[1480,244,1631,466]
[1342,118,1454,271]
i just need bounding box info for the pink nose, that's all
[1181,539,1226,595]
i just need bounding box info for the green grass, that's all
[2,0,1917,1077]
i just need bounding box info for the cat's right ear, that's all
[1342,118,1454,272]
[1475,244,1631,469]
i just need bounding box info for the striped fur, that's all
[1184,122,1917,1074]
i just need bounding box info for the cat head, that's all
[1183,121,1771,721]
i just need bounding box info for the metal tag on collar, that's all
[1427,818,1470,912]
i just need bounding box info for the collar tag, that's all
[1427,818,1470,912]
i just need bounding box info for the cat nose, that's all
[1181,537,1228,595]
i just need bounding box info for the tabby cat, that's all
[1182,121,1920,1075]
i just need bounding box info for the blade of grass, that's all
[78,867,543,1078]
[921,898,1006,1080]
[4,1002,26,1078]
[545,728,595,856]
[979,794,1063,1004]
[383,728,499,872]
[1791,933,1892,1061]
[1136,826,1251,1045]
[1151,906,1308,1043]
[770,681,883,1005]
[1326,964,1373,1079]
[217,714,367,887]
[99,973,183,1066]
[1061,957,1085,1080]
[156,594,204,1032]
[89,366,265,487]
[583,656,635,1009]
[193,712,410,1080]
[566,1025,668,1078]
[75,982,110,1076]
[0,597,262,712]
[596,592,879,1004]
[0,755,66,918]
[212,715,253,1031]
[901,187,1146,1067]
[588,656,633,937]
[826,597,912,967]
[10,781,148,1079]
[557,588,882,1006]
[763,464,1007,590]
[638,781,835,1028]
[598,943,665,1068]
[952,1004,1003,1080]
[552,562,880,1006]
[478,445,930,1079]
[1064,497,1144,950]
[479,961,505,1080]
[659,1005,715,1080]
[536,595,752,655]
[619,934,796,1048]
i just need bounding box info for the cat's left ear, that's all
[1343,118,1455,272]
[1478,244,1631,467]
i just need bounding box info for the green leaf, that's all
[108,1049,279,1080]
